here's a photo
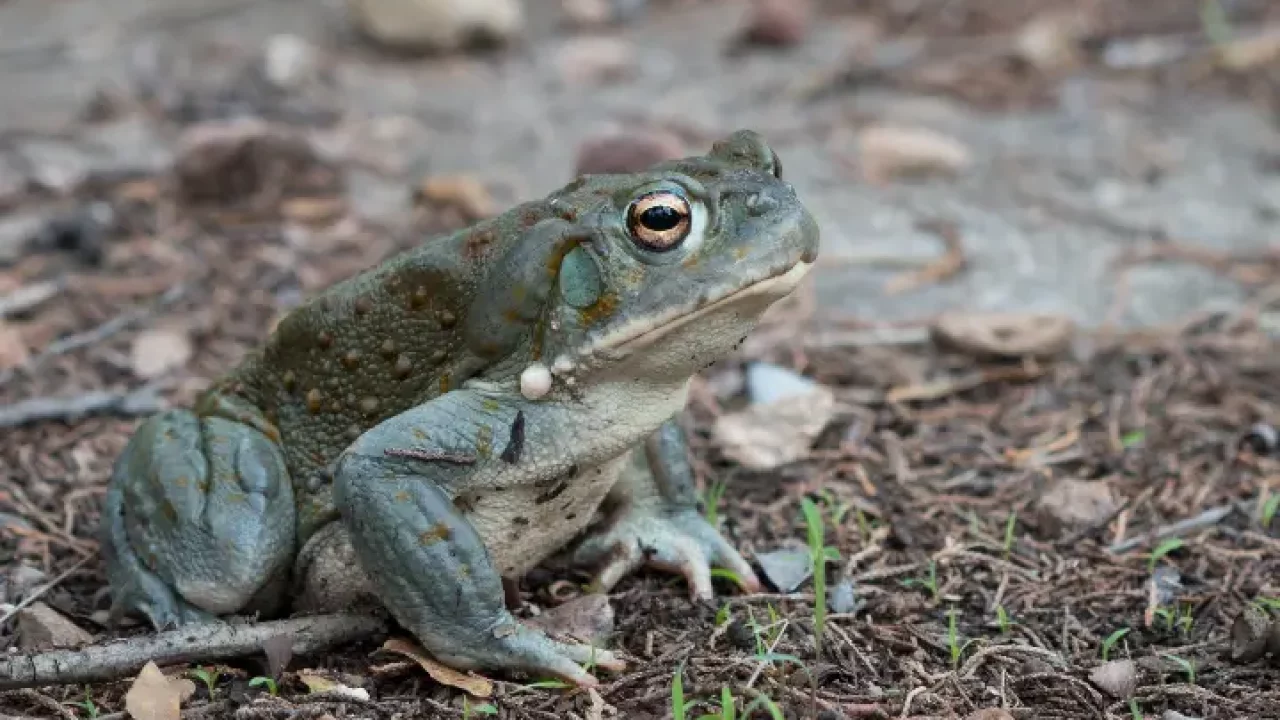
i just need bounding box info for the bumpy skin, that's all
[102,130,820,686]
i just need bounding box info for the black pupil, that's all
[640,205,682,231]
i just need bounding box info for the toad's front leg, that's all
[570,417,763,600]
[331,397,624,687]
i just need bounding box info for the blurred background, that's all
[1,0,1277,351]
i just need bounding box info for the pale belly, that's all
[466,453,628,578]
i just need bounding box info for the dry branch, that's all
[0,614,387,690]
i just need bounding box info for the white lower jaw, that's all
[604,259,814,357]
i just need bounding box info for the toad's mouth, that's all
[577,257,814,361]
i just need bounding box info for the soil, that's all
[1,0,1279,718]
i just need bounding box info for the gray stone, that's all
[0,212,45,265]
[756,546,812,593]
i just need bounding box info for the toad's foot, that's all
[573,507,762,600]
[570,418,762,601]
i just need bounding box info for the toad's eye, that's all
[626,191,691,252]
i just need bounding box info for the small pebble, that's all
[745,361,818,405]
[1241,422,1278,455]
[555,37,636,86]
[574,129,685,175]
[739,0,812,48]
[18,602,95,650]
[346,0,524,53]
[755,546,812,593]
[1088,659,1138,699]
[828,578,859,614]
[263,34,321,89]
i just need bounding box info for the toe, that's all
[589,541,642,593]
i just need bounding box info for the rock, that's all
[1014,12,1088,71]
[966,710,1015,720]
[1230,603,1276,663]
[562,0,612,28]
[6,563,47,603]
[562,0,648,28]
[0,213,47,265]
[346,0,523,53]
[173,118,338,212]
[1088,659,1138,699]
[745,361,819,405]
[574,129,686,175]
[756,546,812,593]
[931,311,1076,359]
[263,34,322,90]
[1162,712,1203,720]
[857,124,972,183]
[1036,478,1117,535]
[713,382,834,471]
[17,602,95,650]
[18,140,92,194]
[0,153,26,205]
[1241,423,1279,455]
[739,0,812,48]
[346,170,412,225]
[556,37,636,86]
[415,174,495,221]
[29,202,116,266]
[525,593,615,646]
[828,578,858,614]
[0,321,30,371]
[130,327,194,379]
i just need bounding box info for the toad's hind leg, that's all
[102,407,296,629]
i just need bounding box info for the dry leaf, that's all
[415,175,494,221]
[297,671,371,701]
[124,662,196,720]
[931,311,1075,359]
[0,321,30,371]
[262,634,294,678]
[16,601,94,650]
[858,124,972,183]
[524,593,615,646]
[379,636,494,698]
[1088,659,1137,699]
[712,385,834,470]
[130,327,193,379]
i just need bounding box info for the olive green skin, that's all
[101,130,820,685]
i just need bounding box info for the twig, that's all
[0,614,388,690]
[0,279,64,320]
[0,283,186,387]
[883,220,968,296]
[1107,499,1256,554]
[957,644,1065,679]
[0,384,167,429]
[0,555,93,628]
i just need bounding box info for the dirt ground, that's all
[1,0,1279,718]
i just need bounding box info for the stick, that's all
[0,556,92,627]
[1106,499,1256,554]
[0,384,166,429]
[0,614,388,690]
[0,283,186,387]
[0,279,64,320]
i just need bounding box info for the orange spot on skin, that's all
[439,375,451,394]
[394,490,411,503]
[577,291,619,325]
[419,522,452,545]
